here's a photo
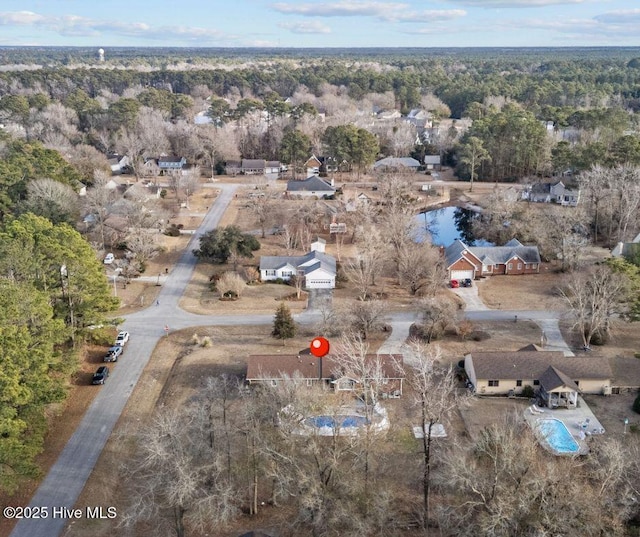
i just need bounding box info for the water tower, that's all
[98,48,105,62]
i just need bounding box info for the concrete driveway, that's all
[450,283,489,311]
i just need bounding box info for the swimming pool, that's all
[536,418,580,454]
[305,415,369,428]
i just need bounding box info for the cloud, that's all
[443,0,586,7]
[0,10,234,43]
[271,2,465,23]
[594,9,640,24]
[0,11,47,25]
[278,21,332,34]
[498,14,640,40]
[272,1,405,17]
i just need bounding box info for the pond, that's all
[417,205,492,246]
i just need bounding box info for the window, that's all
[532,263,538,269]
[517,263,522,270]
[265,270,277,276]
[282,271,293,278]
[516,380,522,387]
[507,263,513,270]
[488,380,499,387]
[306,379,313,387]
[533,380,540,386]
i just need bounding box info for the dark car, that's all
[450,279,459,288]
[462,278,473,287]
[103,345,123,362]
[92,366,110,385]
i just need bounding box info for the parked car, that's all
[103,345,123,362]
[450,279,459,288]
[92,366,110,384]
[462,278,473,287]
[103,253,115,264]
[115,331,130,346]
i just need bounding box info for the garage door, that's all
[450,270,474,280]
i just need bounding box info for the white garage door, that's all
[450,270,473,280]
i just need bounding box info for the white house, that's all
[259,248,336,289]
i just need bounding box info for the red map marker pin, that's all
[310,337,330,357]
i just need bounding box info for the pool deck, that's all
[523,396,605,454]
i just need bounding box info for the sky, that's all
[0,0,639,48]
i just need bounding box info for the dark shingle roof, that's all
[539,366,580,392]
[246,354,404,381]
[609,356,640,388]
[469,352,612,381]
[242,159,266,169]
[445,239,541,267]
[286,176,335,193]
[373,157,421,169]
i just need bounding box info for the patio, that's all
[523,395,605,453]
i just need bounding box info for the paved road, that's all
[10,187,243,537]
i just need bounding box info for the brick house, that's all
[444,238,541,281]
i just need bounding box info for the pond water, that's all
[416,206,492,246]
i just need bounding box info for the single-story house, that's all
[444,238,541,281]
[521,181,580,206]
[241,159,266,175]
[265,160,282,175]
[424,155,442,171]
[246,353,404,397]
[158,156,187,174]
[373,157,421,173]
[259,244,336,289]
[611,232,640,258]
[286,176,336,198]
[464,350,613,407]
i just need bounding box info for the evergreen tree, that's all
[272,302,296,345]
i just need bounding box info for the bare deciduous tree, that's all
[398,243,446,297]
[406,341,466,529]
[217,271,246,299]
[341,299,388,340]
[559,264,629,347]
[415,296,457,343]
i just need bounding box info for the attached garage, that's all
[450,269,474,280]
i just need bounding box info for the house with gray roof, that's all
[259,242,336,289]
[464,350,613,406]
[373,156,421,173]
[286,176,336,198]
[521,180,580,206]
[444,238,541,281]
[423,155,442,171]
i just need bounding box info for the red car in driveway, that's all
[450,279,459,288]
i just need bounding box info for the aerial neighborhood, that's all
[1,46,640,537]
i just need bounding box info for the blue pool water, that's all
[306,415,368,428]
[537,419,580,454]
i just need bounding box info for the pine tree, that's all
[272,302,296,345]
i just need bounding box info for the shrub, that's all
[164,224,181,237]
[471,330,491,341]
[159,189,167,198]
[191,333,201,346]
[522,385,535,398]
[200,336,213,347]
[83,326,115,346]
[633,393,640,414]
[217,271,246,299]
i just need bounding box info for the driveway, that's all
[450,283,489,311]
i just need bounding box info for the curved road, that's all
[10,182,573,537]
